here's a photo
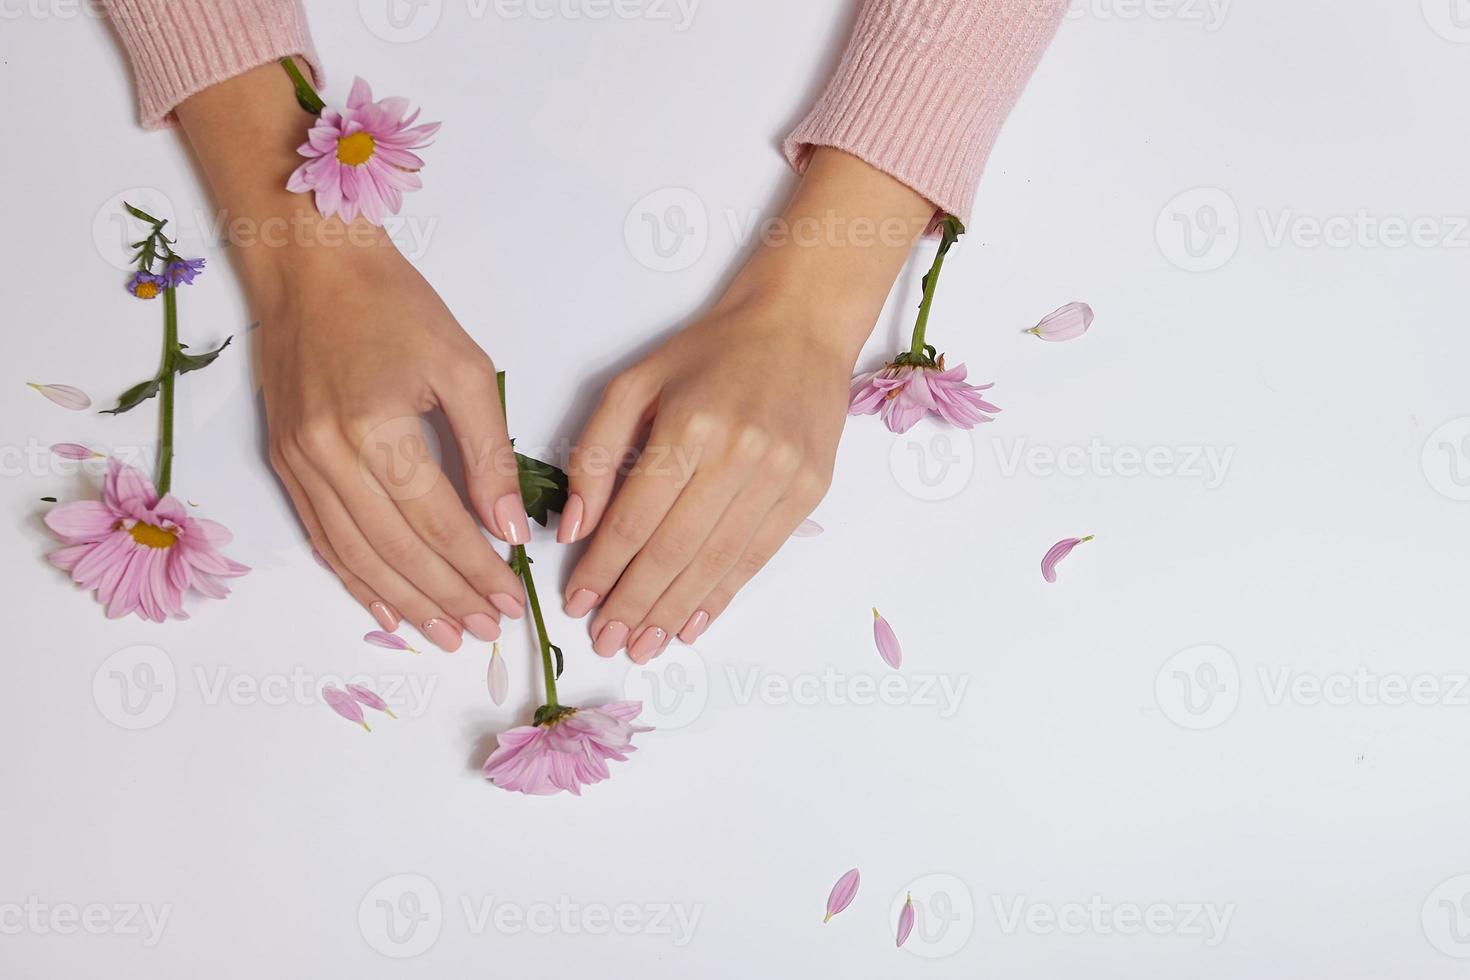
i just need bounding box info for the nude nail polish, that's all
[462,612,501,642]
[492,493,532,546]
[679,609,710,644]
[489,593,524,620]
[628,626,668,664]
[369,601,401,632]
[593,621,630,658]
[558,493,585,544]
[565,588,600,618]
[421,618,463,653]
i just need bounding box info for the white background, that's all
[4,0,1470,975]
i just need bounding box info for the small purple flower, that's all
[165,257,206,287]
[125,271,167,300]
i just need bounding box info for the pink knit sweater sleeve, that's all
[101,0,321,130]
[785,0,1068,226]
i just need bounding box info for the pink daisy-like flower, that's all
[483,701,652,796]
[286,77,440,226]
[44,459,249,621]
[849,356,1000,434]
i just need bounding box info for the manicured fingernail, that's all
[492,493,531,545]
[558,493,585,544]
[369,601,400,632]
[679,609,710,644]
[462,612,501,642]
[593,621,630,658]
[628,626,667,664]
[565,588,600,618]
[489,592,524,620]
[421,618,462,652]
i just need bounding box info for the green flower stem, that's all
[157,286,179,494]
[513,544,559,709]
[279,57,325,115]
[908,215,965,361]
[496,370,561,712]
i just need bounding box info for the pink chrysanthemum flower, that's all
[286,77,440,226]
[849,356,1000,434]
[483,701,652,796]
[44,459,249,621]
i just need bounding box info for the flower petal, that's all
[364,630,414,652]
[28,383,91,411]
[824,868,861,922]
[872,609,903,669]
[1041,535,1094,584]
[896,894,915,947]
[323,686,370,731]
[791,518,824,539]
[487,643,509,706]
[50,443,99,461]
[1029,301,1094,342]
[347,683,396,718]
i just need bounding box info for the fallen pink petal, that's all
[311,548,333,572]
[364,630,418,654]
[43,458,249,621]
[487,643,509,706]
[346,683,396,718]
[896,893,915,947]
[792,519,824,538]
[323,686,371,731]
[28,383,91,411]
[483,701,652,796]
[824,868,861,923]
[1042,535,1095,583]
[1027,301,1094,342]
[872,609,902,669]
[50,443,100,461]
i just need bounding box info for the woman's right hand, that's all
[258,241,528,652]
[175,60,525,652]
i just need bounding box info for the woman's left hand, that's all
[559,290,852,662]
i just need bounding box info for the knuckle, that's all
[292,416,340,455]
[679,409,720,446]
[606,509,651,545]
[729,423,772,464]
[374,534,419,566]
[602,370,647,408]
[735,547,773,578]
[765,439,803,476]
[793,468,831,503]
[333,539,373,572]
[645,533,693,569]
[696,543,741,574]
[415,511,457,551]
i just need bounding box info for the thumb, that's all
[562,370,658,544]
[440,362,530,546]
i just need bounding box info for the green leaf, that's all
[516,453,569,527]
[550,644,564,679]
[123,202,165,227]
[101,376,162,415]
[40,496,57,504]
[175,336,233,375]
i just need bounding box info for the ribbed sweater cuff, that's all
[785,0,1067,228]
[103,0,322,130]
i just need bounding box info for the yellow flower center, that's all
[336,132,377,167]
[127,521,178,549]
[132,281,160,300]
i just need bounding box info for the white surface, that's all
[4,1,1470,976]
